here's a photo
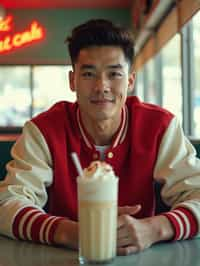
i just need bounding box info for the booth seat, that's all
[190,138,200,158]
[0,141,15,181]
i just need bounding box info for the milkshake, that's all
[77,161,118,264]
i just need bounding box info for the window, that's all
[135,69,144,100]
[0,66,31,126]
[33,66,76,116]
[192,11,200,137]
[161,34,182,123]
[0,65,76,127]
[144,58,158,104]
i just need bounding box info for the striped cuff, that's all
[162,207,198,241]
[12,206,65,244]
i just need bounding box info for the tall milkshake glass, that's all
[77,161,118,264]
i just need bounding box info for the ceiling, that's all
[0,0,133,9]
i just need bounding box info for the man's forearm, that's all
[146,215,174,243]
[53,219,78,249]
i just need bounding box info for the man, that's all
[0,19,200,256]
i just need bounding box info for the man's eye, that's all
[109,72,123,78]
[82,72,95,77]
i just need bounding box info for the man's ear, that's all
[128,71,136,93]
[69,70,76,92]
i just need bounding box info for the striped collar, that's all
[76,105,129,149]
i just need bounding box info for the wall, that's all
[0,9,131,65]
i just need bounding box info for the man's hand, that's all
[118,205,142,216]
[117,206,174,255]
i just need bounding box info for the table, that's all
[0,235,199,266]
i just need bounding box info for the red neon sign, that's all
[0,15,12,31]
[0,15,45,54]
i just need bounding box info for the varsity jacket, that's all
[0,96,200,244]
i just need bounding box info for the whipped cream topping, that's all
[81,161,116,181]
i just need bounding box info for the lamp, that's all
[0,4,6,20]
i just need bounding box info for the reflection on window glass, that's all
[145,58,157,104]
[135,69,144,100]
[0,66,31,126]
[193,11,200,137]
[161,34,182,123]
[33,66,76,116]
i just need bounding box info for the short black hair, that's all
[65,19,135,68]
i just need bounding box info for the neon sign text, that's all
[0,16,45,53]
[0,15,12,31]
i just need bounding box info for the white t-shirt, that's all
[95,145,109,160]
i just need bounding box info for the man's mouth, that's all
[90,99,115,106]
[90,99,114,103]
[90,95,115,103]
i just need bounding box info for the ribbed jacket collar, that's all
[76,105,129,149]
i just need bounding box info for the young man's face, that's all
[69,46,135,122]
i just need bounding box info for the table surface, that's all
[0,236,200,266]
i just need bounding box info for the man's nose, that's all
[94,74,110,92]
